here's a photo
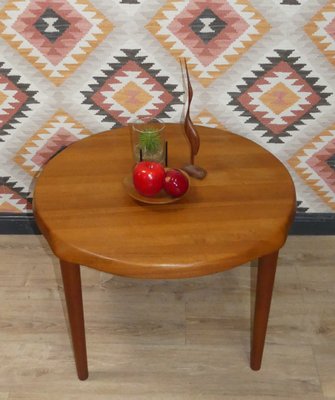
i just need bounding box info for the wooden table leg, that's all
[250,251,278,371]
[60,260,88,380]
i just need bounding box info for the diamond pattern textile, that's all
[0,0,334,233]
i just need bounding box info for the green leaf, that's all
[139,129,162,154]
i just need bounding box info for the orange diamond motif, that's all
[113,82,153,113]
[0,90,8,106]
[82,50,183,127]
[260,82,300,115]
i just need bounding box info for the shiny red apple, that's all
[133,161,165,197]
[164,169,189,197]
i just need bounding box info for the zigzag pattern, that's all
[146,0,270,87]
[289,124,335,210]
[81,48,183,127]
[228,49,331,143]
[14,110,91,176]
[0,62,39,142]
[0,0,113,86]
[305,0,335,67]
[0,176,32,213]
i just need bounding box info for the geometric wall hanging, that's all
[305,0,335,67]
[0,0,113,86]
[81,46,183,127]
[0,176,32,213]
[289,124,335,210]
[0,61,39,142]
[14,110,92,177]
[147,0,270,87]
[0,0,334,234]
[228,48,332,144]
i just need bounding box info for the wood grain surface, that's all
[33,124,296,278]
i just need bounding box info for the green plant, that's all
[139,128,162,154]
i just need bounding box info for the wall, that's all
[0,0,334,234]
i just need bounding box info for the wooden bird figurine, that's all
[181,58,207,180]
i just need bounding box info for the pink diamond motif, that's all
[229,49,331,143]
[0,0,113,85]
[12,0,92,66]
[237,61,321,135]
[147,0,270,86]
[168,1,249,67]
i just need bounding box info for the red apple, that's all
[164,169,189,197]
[133,161,165,197]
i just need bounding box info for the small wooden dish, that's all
[123,170,189,204]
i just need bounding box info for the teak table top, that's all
[34,124,296,279]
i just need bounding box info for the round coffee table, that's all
[34,124,296,380]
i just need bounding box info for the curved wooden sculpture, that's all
[183,58,200,163]
[182,58,207,180]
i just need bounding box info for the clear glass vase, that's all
[131,117,166,165]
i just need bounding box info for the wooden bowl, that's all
[123,168,189,204]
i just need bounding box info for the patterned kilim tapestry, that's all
[0,0,334,233]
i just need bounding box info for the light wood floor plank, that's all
[313,344,335,399]
[0,235,333,399]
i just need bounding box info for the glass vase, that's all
[131,117,166,165]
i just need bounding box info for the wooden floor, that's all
[0,235,334,399]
